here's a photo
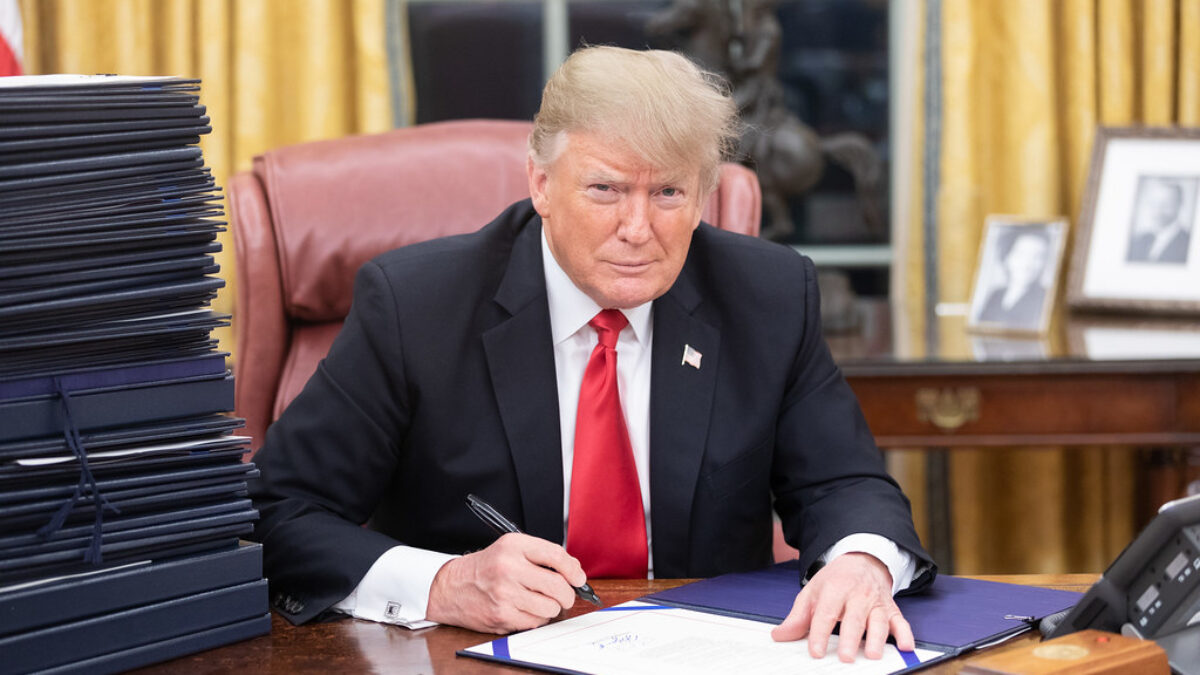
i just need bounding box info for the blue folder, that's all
[0,352,228,399]
[0,414,242,462]
[0,578,267,674]
[0,373,234,443]
[643,560,1083,655]
[0,168,211,207]
[37,613,271,675]
[0,541,262,637]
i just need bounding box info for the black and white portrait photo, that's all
[969,217,1067,335]
[1126,175,1198,265]
[1069,127,1200,314]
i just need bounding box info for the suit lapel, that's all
[482,218,564,543]
[648,264,720,577]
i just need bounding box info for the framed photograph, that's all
[1067,127,1200,314]
[967,215,1068,335]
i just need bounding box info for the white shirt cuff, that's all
[332,545,458,629]
[817,533,921,595]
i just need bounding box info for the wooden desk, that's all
[827,301,1200,568]
[829,301,1200,449]
[129,575,1097,674]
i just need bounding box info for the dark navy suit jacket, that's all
[249,200,934,624]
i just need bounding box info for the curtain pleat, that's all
[19,0,393,356]
[1179,0,1200,124]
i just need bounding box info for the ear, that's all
[527,155,552,218]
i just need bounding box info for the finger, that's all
[508,582,569,620]
[805,595,842,659]
[484,606,554,634]
[863,606,890,659]
[515,536,588,588]
[836,601,870,663]
[890,610,915,652]
[478,558,565,621]
[518,562,579,611]
[770,589,813,642]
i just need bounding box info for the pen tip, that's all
[578,582,602,606]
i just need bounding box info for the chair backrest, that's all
[229,119,761,450]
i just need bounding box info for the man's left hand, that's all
[770,552,913,662]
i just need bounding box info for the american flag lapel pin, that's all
[681,344,702,370]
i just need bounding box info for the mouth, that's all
[607,261,653,273]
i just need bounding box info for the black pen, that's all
[465,493,602,606]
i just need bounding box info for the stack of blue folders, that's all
[0,75,269,674]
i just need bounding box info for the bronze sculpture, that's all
[649,0,883,243]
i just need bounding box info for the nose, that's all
[617,193,653,245]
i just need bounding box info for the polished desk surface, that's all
[130,574,1098,675]
[824,300,1200,449]
[827,299,1200,375]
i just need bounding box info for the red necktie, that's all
[566,309,648,578]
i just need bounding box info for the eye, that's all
[657,186,686,203]
[591,184,612,192]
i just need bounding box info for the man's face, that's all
[528,131,705,309]
[1143,182,1183,230]
[1004,234,1049,288]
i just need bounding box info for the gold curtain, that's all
[19,0,394,355]
[897,0,1200,574]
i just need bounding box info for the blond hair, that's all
[529,46,740,194]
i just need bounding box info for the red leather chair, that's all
[228,119,762,451]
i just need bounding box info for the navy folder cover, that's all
[0,498,252,549]
[0,541,262,636]
[0,460,255,508]
[0,373,233,442]
[0,352,228,398]
[0,578,267,674]
[0,414,242,462]
[0,243,220,281]
[0,156,205,193]
[0,508,257,562]
[0,523,255,580]
[37,613,271,675]
[0,182,217,218]
[0,116,211,140]
[0,168,211,205]
[642,561,1083,653]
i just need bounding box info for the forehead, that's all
[1010,234,1048,253]
[554,131,697,186]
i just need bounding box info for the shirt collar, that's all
[541,227,653,345]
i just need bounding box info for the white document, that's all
[12,435,250,467]
[0,74,189,88]
[462,601,945,675]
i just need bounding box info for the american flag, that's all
[682,344,702,370]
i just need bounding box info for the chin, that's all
[598,290,663,309]
[589,275,673,309]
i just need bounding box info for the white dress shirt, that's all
[333,230,918,627]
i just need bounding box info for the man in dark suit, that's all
[249,46,933,663]
[1127,178,1193,265]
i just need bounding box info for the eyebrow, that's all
[581,170,622,185]
[580,170,690,189]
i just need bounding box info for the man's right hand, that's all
[425,533,587,633]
